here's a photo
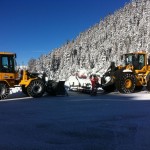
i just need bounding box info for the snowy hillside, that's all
[29,0,150,81]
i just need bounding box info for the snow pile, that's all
[65,76,80,87]
[65,75,92,91]
[10,87,22,94]
[65,68,92,91]
[65,76,91,86]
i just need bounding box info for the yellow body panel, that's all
[0,72,19,87]
[19,78,37,87]
[0,73,15,80]
[0,52,16,55]
[19,70,37,87]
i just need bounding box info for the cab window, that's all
[2,57,9,69]
[0,55,15,73]
[138,54,145,69]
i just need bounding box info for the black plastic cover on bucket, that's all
[56,81,66,95]
[46,80,66,96]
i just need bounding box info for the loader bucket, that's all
[56,81,66,95]
[46,80,67,96]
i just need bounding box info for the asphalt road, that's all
[0,91,150,150]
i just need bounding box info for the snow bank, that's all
[10,87,22,94]
[65,76,80,87]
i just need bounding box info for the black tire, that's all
[27,79,45,98]
[101,74,116,92]
[102,84,116,92]
[116,73,136,93]
[21,85,29,96]
[146,80,150,91]
[0,82,10,100]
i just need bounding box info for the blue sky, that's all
[0,0,130,65]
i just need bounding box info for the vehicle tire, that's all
[21,85,29,96]
[102,84,116,92]
[146,80,150,91]
[101,75,116,92]
[27,79,45,98]
[0,82,10,100]
[116,73,136,93]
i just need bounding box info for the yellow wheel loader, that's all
[101,51,150,93]
[0,52,46,99]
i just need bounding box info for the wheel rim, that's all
[1,88,6,95]
[125,79,132,89]
[33,85,42,94]
[0,83,9,99]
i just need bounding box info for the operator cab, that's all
[0,52,17,73]
[124,53,145,70]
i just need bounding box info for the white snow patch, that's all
[121,91,150,101]
[10,87,22,94]
[65,76,80,87]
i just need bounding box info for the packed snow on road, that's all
[1,87,150,150]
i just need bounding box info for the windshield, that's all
[125,54,145,70]
[0,54,17,73]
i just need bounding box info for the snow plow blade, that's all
[46,80,67,96]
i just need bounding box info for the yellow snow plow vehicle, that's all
[0,52,67,99]
[0,52,47,99]
[101,51,150,93]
